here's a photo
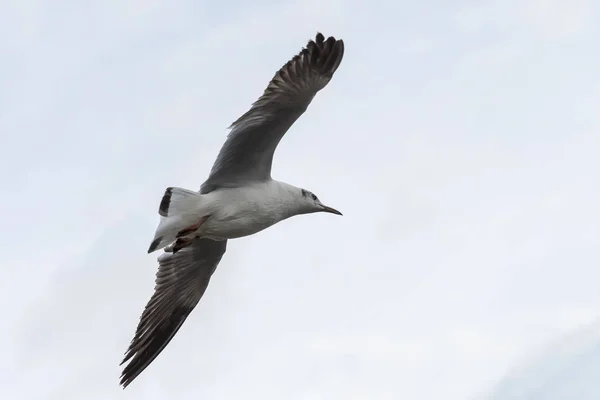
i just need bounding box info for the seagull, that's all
[119,32,345,388]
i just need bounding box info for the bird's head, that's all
[298,188,343,216]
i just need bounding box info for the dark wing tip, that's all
[274,32,345,85]
[119,305,193,389]
[226,32,344,130]
[304,32,345,76]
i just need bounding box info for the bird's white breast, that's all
[198,180,299,240]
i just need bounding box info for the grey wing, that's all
[201,32,345,192]
[119,238,227,388]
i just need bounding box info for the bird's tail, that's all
[147,187,204,253]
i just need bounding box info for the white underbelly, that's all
[199,201,284,240]
[202,215,275,239]
[188,181,297,241]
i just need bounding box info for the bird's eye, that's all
[311,193,317,201]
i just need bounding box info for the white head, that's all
[296,188,343,216]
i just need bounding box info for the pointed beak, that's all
[321,204,343,216]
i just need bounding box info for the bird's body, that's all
[120,32,345,388]
[150,180,308,248]
[191,180,305,240]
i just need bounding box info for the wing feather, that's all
[119,238,227,388]
[201,32,345,192]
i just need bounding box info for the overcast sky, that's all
[484,319,600,399]
[1,0,599,399]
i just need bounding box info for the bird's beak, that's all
[321,204,343,216]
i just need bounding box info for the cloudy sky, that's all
[1,0,599,399]
[484,318,600,399]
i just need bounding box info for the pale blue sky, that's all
[484,319,600,399]
[1,0,599,399]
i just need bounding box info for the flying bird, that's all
[120,32,345,388]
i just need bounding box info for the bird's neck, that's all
[268,180,305,219]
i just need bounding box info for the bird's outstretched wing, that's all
[201,32,345,193]
[119,238,227,388]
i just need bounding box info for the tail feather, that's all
[149,187,203,253]
[158,187,199,217]
[147,236,164,253]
